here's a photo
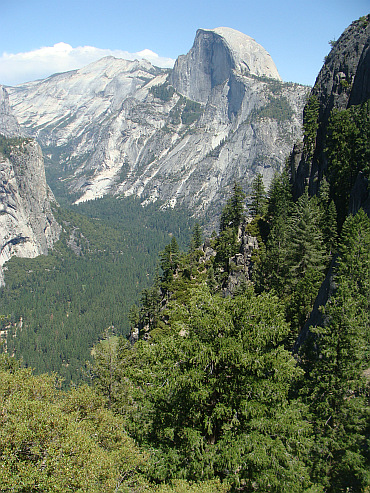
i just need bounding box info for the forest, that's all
[0,197,194,384]
[0,97,369,492]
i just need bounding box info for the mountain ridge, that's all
[7,27,308,226]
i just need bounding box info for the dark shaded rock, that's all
[0,86,22,137]
[169,27,281,105]
[291,15,370,200]
[349,172,370,216]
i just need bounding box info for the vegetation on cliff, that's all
[0,16,369,492]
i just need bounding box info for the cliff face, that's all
[291,15,370,204]
[0,86,60,285]
[169,27,281,104]
[8,28,308,226]
[0,87,22,137]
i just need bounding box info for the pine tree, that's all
[219,182,246,232]
[255,169,293,294]
[326,100,370,226]
[300,209,370,491]
[249,173,267,217]
[303,94,320,159]
[190,222,203,252]
[118,285,313,490]
[266,168,293,224]
[286,189,327,284]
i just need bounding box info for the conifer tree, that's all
[255,169,293,294]
[266,168,293,224]
[190,222,203,252]
[317,177,338,256]
[219,182,246,232]
[300,209,370,491]
[303,94,320,159]
[118,285,313,491]
[249,173,267,217]
[285,189,327,284]
[326,100,370,226]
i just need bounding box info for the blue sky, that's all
[1,0,368,86]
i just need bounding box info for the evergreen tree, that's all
[317,177,338,256]
[326,100,370,226]
[255,169,293,294]
[117,285,313,491]
[266,168,293,224]
[160,237,181,290]
[219,182,246,233]
[215,183,246,275]
[300,209,370,491]
[303,94,320,159]
[249,173,267,217]
[285,189,327,284]
[190,222,203,252]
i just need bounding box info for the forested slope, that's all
[0,15,369,493]
[0,197,194,384]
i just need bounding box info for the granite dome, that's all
[169,26,281,103]
[207,27,281,81]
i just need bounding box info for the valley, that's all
[0,15,369,492]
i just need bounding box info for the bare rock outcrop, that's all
[291,15,370,201]
[8,29,308,228]
[0,86,60,285]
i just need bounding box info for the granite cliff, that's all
[290,14,370,216]
[0,86,60,285]
[8,28,308,225]
[290,15,370,351]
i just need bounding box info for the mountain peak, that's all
[170,26,281,103]
[202,27,281,81]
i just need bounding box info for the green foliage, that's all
[0,364,146,492]
[0,134,31,159]
[303,95,320,159]
[300,209,370,491]
[169,96,204,126]
[153,479,230,492]
[249,173,267,217]
[255,95,294,122]
[189,222,202,252]
[1,197,194,385]
[150,83,175,102]
[180,99,203,125]
[160,237,181,291]
[317,177,338,256]
[219,182,246,233]
[326,100,370,226]
[115,285,312,491]
[256,179,328,340]
[359,14,370,28]
[285,190,327,282]
[266,167,294,223]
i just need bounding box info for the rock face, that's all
[169,27,281,104]
[0,86,61,285]
[291,15,370,201]
[8,28,308,228]
[0,87,22,137]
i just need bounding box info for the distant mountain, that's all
[0,85,60,285]
[8,28,309,225]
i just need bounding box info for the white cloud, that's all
[0,43,175,86]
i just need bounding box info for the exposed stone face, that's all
[169,27,281,104]
[8,29,308,229]
[0,86,22,137]
[0,86,61,285]
[291,16,370,200]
